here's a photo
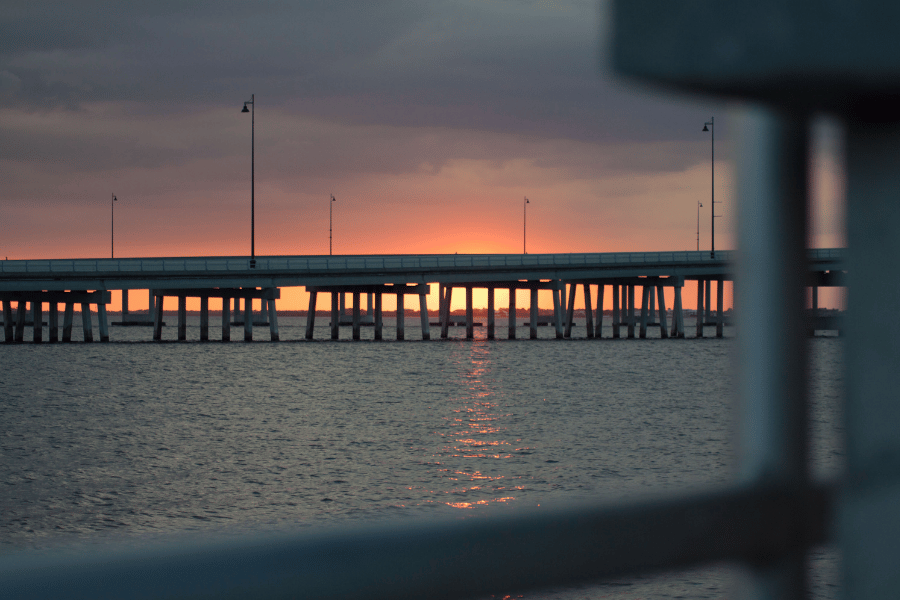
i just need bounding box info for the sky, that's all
[1,1,845,310]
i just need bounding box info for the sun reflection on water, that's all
[429,341,530,510]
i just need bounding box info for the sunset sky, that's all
[2,2,845,311]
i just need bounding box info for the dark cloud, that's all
[2,1,715,142]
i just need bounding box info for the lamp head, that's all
[241,104,250,113]
[702,124,709,132]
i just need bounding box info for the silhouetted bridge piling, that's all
[0,249,844,342]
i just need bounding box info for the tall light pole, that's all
[523,197,529,254]
[329,194,335,255]
[111,193,117,258]
[702,117,716,258]
[697,201,702,251]
[241,94,255,268]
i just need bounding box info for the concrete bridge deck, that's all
[0,249,845,342]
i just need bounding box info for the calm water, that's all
[0,318,844,599]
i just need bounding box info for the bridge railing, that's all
[0,249,767,277]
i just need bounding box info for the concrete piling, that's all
[696,280,705,338]
[222,297,231,341]
[153,295,164,341]
[97,301,109,342]
[3,300,14,342]
[15,301,26,342]
[305,291,317,340]
[81,302,93,342]
[32,301,42,343]
[465,287,474,339]
[657,284,669,339]
[63,303,73,342]
[584,284,595,338]
[396,293,405,341]
[330,293,339,340]
[200,297,209,341]
[419,292,430,340]
[441,287,452,339]
[639,285,650,339]
[612,285,620,338]
[564,283,576,338]
[243,297,252,341]
[374,293,383,340]
[553,282,564,339]
[595,284,604,338]
[178,296,187,341]
[508,286,516,339]
[716,278,725,337]
[49,303,59,342]
[627,285,636,339]
[352,292,361,340]
[529,288,538,339]
[267,298,279,342]
[487,287,495,340]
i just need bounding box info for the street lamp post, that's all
[702,117,716,258]
[330,194,335,255]
[111,193,117,258]
[523,197,530,254]
[241,94,255,268]
[697,201,702,251]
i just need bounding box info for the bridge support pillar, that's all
[553,281,564,339]
[374,292,383,340]
[352,292,361,340]
[648,284,657,324]
[222,297,231,341]
[672,283,685,338]
[440,286,452,339]
[81,301,93,342]
[508,287,516,339]
[595,284,605,338]
[200,297,209,341]
[627,285,636,338]
[49,302,59,343]
[585,284,596,338]
[639,285,650,339]
[32,301,42,343]
[97,301,109,342]
[716,278,725,338]
[396,293,405,341]
[305,291,317,340]
[63,302,73,342]
[330,293,339,340]
[564,283,576,338]
[705,277,712,326]
[487,287,495,340]
[3,300,14,342]
[696,280,705,338]
[465,287,474,339]
[243,297,253,342]
[178,296,187,341]
[153,296,164,341]
[15,301,26,342]
[612,284,620,338]
[529,288,538,339]
[419,291,430,340]
[657,284,669,339]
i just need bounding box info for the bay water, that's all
[0,318,843,598]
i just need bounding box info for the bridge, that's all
[0,248,844,343]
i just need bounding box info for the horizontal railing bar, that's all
[2,249,837,276]
[0,483,832,600]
